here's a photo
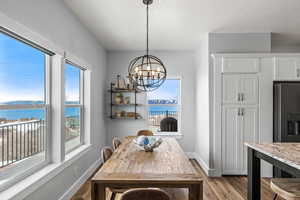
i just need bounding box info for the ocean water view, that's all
[0,107,79,120]
[0,101,80,120]
[148,105,177,112]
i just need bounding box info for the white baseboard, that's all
[185,152,219,177]
[59,159,102,200]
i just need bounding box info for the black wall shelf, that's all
[109,83,142,120]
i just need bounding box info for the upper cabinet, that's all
[222,74,258,105]
[222,58,260,74]
[274,57,300,81]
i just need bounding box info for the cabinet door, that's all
[239,75,259,105]
[274,57,300,80]
[240,107,258,174]
[222,75,239,104]
[222,106,242,174]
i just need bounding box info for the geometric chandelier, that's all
[128,0,167,92]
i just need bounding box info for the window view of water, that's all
[147,79,180,132]
[0,106,79,121]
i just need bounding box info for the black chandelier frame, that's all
[128,0,167,92]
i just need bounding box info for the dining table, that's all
[91,136,203,200]
[245,143,300,200]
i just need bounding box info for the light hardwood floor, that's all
[71,159,281,200]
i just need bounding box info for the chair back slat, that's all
[112,137,122,150]
[101,146,113,163]
[137,130,153,136]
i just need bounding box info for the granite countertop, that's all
[245,143,300,170]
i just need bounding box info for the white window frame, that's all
[64,59,85,154]
[0,13,93,199]
[0,28,53,192]
[146,77,182,136]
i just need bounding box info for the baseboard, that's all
[59,159,102,200]
[185,152,219,177]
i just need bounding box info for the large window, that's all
[64,62,84,153]
[147,79,181,134]
[0,31,49,185]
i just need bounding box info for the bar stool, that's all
[271,178,300,200]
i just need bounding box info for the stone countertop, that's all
[245,143,300,171]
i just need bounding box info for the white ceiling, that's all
[64,0,300,50]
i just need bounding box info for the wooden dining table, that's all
[91,137,203,200]
[246,143,300,200]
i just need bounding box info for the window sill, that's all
[0,144,92,200]
[154,132,183,139]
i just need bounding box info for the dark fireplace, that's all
[273,81,300,178]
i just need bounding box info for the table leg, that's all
[189,182,203,200]
[91,182,106,200]
[247,148,261,200]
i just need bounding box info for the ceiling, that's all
[64,0,300,50]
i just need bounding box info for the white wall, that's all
[106,51,197,153]
[195,35,211,172]
[0,0,107,199]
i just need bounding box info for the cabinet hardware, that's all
[238,108,241,116]
[241,108,245,116]
[297,68,300,78]
[237,93,241,101]
[241,93,244,101]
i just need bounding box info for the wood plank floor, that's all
[71,159,281,200]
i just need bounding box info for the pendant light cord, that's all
[146,4,149,56]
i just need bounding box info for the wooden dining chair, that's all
[101,146,113,163]
[271,178,300,200]
[137,130,153,136]
[112,137,122,150]
[120,188,171,200]
[101,146,130,200]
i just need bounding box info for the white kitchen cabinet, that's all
[241,107,259,174]
[222,106,258,175]
[222,75,239,104]
[274,57,300,80]
[222,74,258,105]
[212,53,300,177]
[222,58,259,74]
[222,106,241,174]
[239,75,259,105]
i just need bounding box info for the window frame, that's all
[146,77,182,135]
[0,15,93,197]
[64,60,86,154]
[0,29,53,192]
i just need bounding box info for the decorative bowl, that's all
[133,136,163,152]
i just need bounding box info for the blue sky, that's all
[65,63,80,103]
[147,79,180,101]
[0,32,79,103]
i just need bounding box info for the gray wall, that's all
[106,51,197,153]
[0,0,107,199]
[209,33,271,53]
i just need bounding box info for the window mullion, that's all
[50,54,65,163]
